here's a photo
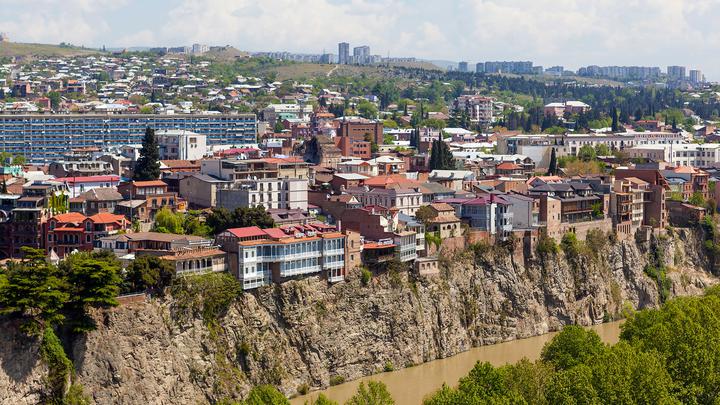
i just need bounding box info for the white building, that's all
[156,129,207,160]
[262,104,313,125]
[216,178,308,211]
[629,143,720,168]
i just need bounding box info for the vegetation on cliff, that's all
[0,248,173,403]
[423,286,720,404]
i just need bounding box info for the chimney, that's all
[337,220,342,232]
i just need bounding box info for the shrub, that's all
[297,383,310,395]
[560,232,582,259]
[360,268,372,286]
[384,361,394,372]
[329,375,345,386]
[536,231,559,256]
[40,327,73,402]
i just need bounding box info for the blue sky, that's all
[0,0,717,78]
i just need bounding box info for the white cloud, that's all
[2,0,720,78]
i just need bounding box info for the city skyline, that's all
[0,0,716,78]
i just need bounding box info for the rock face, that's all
[0,229,716,404]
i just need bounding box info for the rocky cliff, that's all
[1,228,716,404]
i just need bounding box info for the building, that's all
[424,203,463,239]
[615,164,670,229]
[201,158,310,181]
[48,160,114,178]
[689,69,703,85]
[52,175,121,198]
[216,225,346,289]
[667,65,686,80]
[345,186,422,215]
[45,212,129,258]
[484,61,534,74]
[338,42,350,65]
[337,119,384,146]
[475,63,485,74]
[0,113,257,163]
[444,195,513,237]
[95,232,213,256]
[543,101,591,117]
[160,247,227,275]
[192,43,209,54]
[117,180,180,219]
[179,173,231,208]
[353,46,370,64]
[458,61,469,72]
[156,129,207,160]
[0,181,70,258]
[262,104,313,126]
[454,96,493,125]
[216,178,308,211]
[78,188,124,215]
[340,206,418,263]
[610,177,648,236]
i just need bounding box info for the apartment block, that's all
[0,113,257,163]
[216,225,346,290]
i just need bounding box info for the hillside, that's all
[202,46,250,62]
[0,41,103,59]
[0,229,715,404]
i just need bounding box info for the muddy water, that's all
[291,321,623,405]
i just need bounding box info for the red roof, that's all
[52,212,87,223]
[54,175,120,184]
[496,162,521,170]
[88,213,126,224]
[263,228,288,239]
[363,174,418,188]
[226,226,266,238]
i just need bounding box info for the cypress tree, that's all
[133,127,161,181]
[547,147,557,176]
[611,107,619,132]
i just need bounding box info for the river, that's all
[291,321,623,405]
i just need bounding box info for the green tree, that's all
[47,91,62,110]
[421,118,446,131]
[594,143,610,156]
[541,325,605,371]
[547,147,558,176]
[122,256,175,295]
[133,127,161,181]
[12,154,26,166]
[59,251,122,331]
[577,145,597,162]
[414,205,435,226]
[429,138,454,171]
[206,206,275,235]
[0,247,69,333]
[611,107,619,132]
[357,101,379,119]
[689,192,705,207]
[545,364,598,405]
[346,381,394,405]
[274,121,286,133]
[305,394,338,405]
[241,385,289,405]
[153,207,185,234]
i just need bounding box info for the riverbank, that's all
[291,321,623,405]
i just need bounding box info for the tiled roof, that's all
[88,213,126,224]
[226,226,266,238]
[52,212,87,223]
